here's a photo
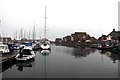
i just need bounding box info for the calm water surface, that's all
[2,44,119,78]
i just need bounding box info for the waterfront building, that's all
[89,37,97,44]
[55,38,62,45]
[59,32,98,47]
[106,29,120,45]
[0,37,12,43]
[105,29,120,46]
[72,32,87,43]
[61,32,90,47]
[98,29,120,47]
[98,35,107,41]
[62,35,71,46]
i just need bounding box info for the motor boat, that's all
[0,44,10,54]
[12,43,20,50]
[15,46,35,61]
[32,43,41,50]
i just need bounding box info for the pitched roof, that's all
[74,32,86,34]
[107,30,120,38]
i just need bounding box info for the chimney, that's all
[113,29,115,31]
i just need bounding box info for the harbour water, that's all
[1,44,119,78]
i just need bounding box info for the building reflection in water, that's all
[16,59,35,71]
[64,45,120,64]
[71,47,96,58]
[99,50,120,63]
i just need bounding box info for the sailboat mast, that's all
[24,29,26,38]
[29,29,30,40]
[44,6,47,39]
[20,28,23,40]
[33,24,35,42]
[14,30,17,40]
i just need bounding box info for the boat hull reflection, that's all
[16,58,34,71]
[40,50,51,56]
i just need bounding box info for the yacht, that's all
[40,40,51,50]
[40,6,51,50]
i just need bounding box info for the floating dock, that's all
[0,51,17,64]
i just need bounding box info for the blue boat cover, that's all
[21,42,32,46]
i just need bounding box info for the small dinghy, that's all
[15,46,35,61]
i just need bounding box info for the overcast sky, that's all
[0,0,119,41]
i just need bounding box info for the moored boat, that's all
[39,6,51,50]
[40,40,51,50]
[97,45,117,50]
[0,43,10,54]
[15,46,35,61]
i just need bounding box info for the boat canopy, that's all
[21,42,32,46]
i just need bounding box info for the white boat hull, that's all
[0,44,10,54]
[40,45,51,50]
[15,54,35,61]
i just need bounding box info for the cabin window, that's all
[0,46,5,49]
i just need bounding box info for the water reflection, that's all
[40,50,50,78]
[40,50,51,56]
[99,50,120,63]
[2,60,16,72]
[72,47,96,58]
[110,52,120,63]
[63,45,120,64]
[99,50,107,54]
[16,59,34,71]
